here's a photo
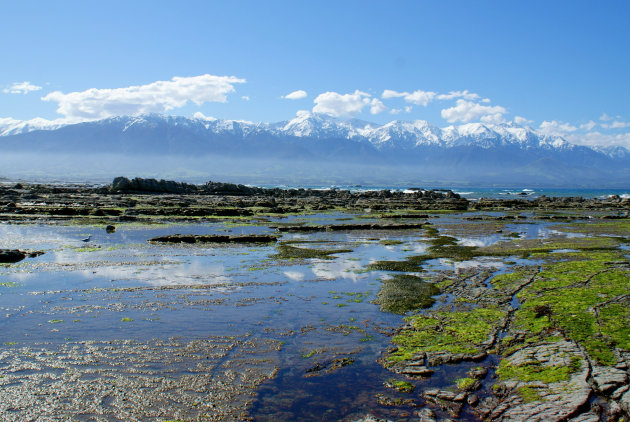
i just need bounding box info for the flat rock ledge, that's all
[387,350,488,379]
[148,234,279,244]
[275,222,426,233]
[477,340,592,422]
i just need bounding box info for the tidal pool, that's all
[0,212,621,421]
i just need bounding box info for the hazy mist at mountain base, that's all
[2,152,626,188]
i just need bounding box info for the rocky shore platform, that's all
[0,177,628,224]
[1,177,629,421]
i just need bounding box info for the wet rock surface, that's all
[0,337,280,421]
[477,341,591,421]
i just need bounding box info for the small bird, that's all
[81,235,92,243]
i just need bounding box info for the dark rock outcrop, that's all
[111,177,199,194]
[148,234,278,244]
[0,249,44,263]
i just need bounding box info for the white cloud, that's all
[312,90,372,117]
[241,95,250,101]
[441,99,507,124]
[580,120,597,131]
[369,98,387,114]
[480,113,507,125]
[381,89,406,99]
[538,120,578,136]
[602,120,630,129]
[381,89,436,106]
[405,90,437,106]
[282,89,308,100]
[192,111,216,121]
[3,81,42,94]
[41,74,245,120]
[436,90,480,101]
[514,116,533,126]
[564,131,630,149]
[600,112,613,121]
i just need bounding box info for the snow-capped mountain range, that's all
[0,112,599,153]
[1,112,629,186]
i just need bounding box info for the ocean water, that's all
[257,184,630,200]
[1,178,627,200]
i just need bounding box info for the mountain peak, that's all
[0,113,627,159]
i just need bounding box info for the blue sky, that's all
[1,1,629,147]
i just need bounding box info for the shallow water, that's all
[0,212,607,420]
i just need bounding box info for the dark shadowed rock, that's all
[111,177,198,194]
[0,249,27,263]
[0,249,44,263]
[148,234,278,244]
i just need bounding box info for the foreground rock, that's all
[148,234,279,244]
[0,249,44,263]
[477,341,592,422]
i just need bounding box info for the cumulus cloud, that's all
[241,95,250,101]
[192,111,216,121]
[3,81,42,94]
[382,89,436,106]
[369,98,387,114]
[41,74,245,120]
[514,116,533,126]
[580,120,597,131]
[602,120,630,129]
[282,89,307,100]
[564,131,630,149]
[441,99,507,124]
[381,89,406,99]
[312,90,374,117]
[436,90,480,101]
[538,120,578,136]
[600,113,613,121]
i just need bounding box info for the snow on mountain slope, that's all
[0,117,68,136]
[0,112,626,158]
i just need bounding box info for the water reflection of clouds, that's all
[515,225,586,240]
[547,229,585,239]
[311,259,364,282]
[0,224,77,249]
[435,258,505,271]
[51,247,151,265]
[283,271,305,281]
[77,259,231,287]
[458,235,502,247]
[411,244,428,254]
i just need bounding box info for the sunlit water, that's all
[0,213,599,420]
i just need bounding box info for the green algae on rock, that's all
[372,274,440,314]
[389,306,506,362]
